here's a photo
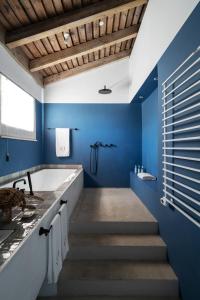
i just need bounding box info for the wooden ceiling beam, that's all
[44,49,131,85]
[6,0,147,49]
[30,25,138,72]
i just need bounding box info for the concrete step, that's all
[70,221,158,235]
[38,297,180,300]
[68,234,167,261]
[57,261,178,297]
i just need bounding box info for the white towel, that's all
[59,203,69,261]
[137,172,156,181]
[47,214,62,284]
[56,128,70,157]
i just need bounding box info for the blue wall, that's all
[0,100,43,176]
[131,4,200,300]
[44,103,142,187]
[142,88,158,176]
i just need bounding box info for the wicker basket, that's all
[0,188,26,223]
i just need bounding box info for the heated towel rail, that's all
[161,46,200,228]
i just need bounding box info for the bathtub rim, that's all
[0,164,82,186]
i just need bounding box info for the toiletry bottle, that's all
[141,165,144,173]
[134,165,137,174]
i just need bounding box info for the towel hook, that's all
[60,199,68,205]
[39,225,52,236]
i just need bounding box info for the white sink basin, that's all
[0,230,14,245]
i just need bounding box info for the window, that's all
[0,74,36,140]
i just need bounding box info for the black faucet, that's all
[13,178,26,189]
[27,171,34,196]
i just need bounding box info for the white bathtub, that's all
[2,168,78,191]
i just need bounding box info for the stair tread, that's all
[69,234,166,247]
[71,189,157,223]
[59,261,177,281]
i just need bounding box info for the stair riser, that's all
[58,280,178,297]
[68,246,167,261]
[70,223,158,235]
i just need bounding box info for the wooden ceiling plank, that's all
[132,5,143,24]
[78,24,87,66]
[30,25,138,72]
[110,12,120,55]
[92,18,100,61]
[126,8,135,27]
[125,38,132,50]
[50,65,58,74]
[72,0,82,9]
[118,10,129,52]
[82,0,92,6]
[99,16,107,59]
[69,27,83,66]
[0,2,21,27]
[30,0,47,20]
[52,0,64,14]
[42,0,55,17]
[6,0,147,48]
[7,0,30,25]
[67,60,74,69]
[20,0,38,22]
[44,49,131,84]
[0,12,12,30]
[21,45,34,59]
[62,0,73,11]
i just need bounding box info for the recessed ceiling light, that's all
[63,32,70,44]
[153,77,158,81]
[99,20,104,27]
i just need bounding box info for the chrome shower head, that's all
[98,85,112,95]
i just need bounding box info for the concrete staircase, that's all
[38,188,179,300]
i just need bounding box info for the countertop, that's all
[0,190,62,271]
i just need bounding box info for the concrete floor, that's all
[71,188,156,223]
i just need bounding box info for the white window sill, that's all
[0,135,37,142]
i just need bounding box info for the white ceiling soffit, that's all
[129,0,200,102]
[0,43,43,102]
[44,57,130,104]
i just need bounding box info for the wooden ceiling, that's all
[0,0,147,85]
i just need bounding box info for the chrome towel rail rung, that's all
[162,68,200,99]
[163,154,200,162]
[163,183,200,206]
[163,176,200,195]
[163,161,200,173]
[163,147,200,151]
[162,57,200,91]
[162,102,200,121]
[162,90,200,113]
[161,197,200,228]
[162,46,200,86]
[163,136,200,142]
[162,125,200,135]
[163,168,200,184]
[163,114,200,128]
[164,190,200,217]
[162,81,200,106]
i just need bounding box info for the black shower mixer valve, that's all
[90,142,115,148]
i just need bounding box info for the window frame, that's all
[0,73,36,141]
